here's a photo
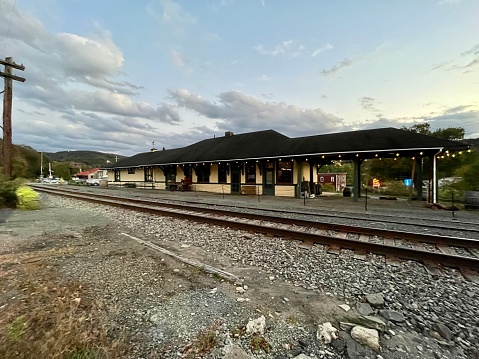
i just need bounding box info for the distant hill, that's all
[45,151,126,167]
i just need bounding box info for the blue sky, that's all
[1,0,478,156]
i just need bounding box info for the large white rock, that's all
[351,325,380,351]
[316,322,338,345]
[245,315,266,335]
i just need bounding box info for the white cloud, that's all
[256,74,273,82]
[167,89,344,136]
[359,96,381,113]
[0,0,49,51]
[170,49,187,67]
[358,105,479,139]
[53,33,124,78]
[254,40,305,57]
[146,0,197,25]
[311,43,333,58]
[321,58,353,76]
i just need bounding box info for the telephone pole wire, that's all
[1,57,25,178]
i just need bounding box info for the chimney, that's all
[225,131,234,137]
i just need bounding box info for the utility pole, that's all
[1,57,26,178]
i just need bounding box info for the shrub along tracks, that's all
[32,185,479,280]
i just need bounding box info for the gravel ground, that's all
[1,191,479,359]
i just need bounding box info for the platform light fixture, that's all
[420,151,423,155]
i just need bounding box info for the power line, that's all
[1,0,17,54]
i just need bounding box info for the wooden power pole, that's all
[1,57,25,178]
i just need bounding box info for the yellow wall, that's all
[194,183,231,194]
[122,170,144,181]
[275,185,295,197]
[154,168,165,182]
[210,164,218,183]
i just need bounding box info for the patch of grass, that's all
[5,316,27,342]
[0,254,129,359]
[65,347,106,359]
[285,314,299,325]
[189,265,204,277]
[182,326,219,358]
[230,325,246,338]
[250,334,271,353]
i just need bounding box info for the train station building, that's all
[103,127,470,203]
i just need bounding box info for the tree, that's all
[432,127,465,141]
[402,123,431,135]
[52,162,73,180]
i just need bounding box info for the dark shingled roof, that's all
[104,127,470,169]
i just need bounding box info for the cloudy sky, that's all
[1,0,478,156]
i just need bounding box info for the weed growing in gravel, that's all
[0,254,129,359]
[5,316,27,342]
[189,265,205,277]
[250,334,271,353]
[182,326,219,358]
[285,314,299,324]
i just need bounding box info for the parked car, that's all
[86,179,100,186]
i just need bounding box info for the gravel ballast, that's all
[1,191,478,358]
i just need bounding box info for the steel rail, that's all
[34,185,479,249]
[32,184,479,234]
[34,186,479,270]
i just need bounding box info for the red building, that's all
[317,173,347,192]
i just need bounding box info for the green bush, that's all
[0,174,22,208]
[379,181,410,197]
[16,186,40,210]
[321,183,336,192]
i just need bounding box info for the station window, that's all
[114,170,120,182]
[277,161,293,184]
[246,161,256,183]
[127,168,135,174]
[196,164,210,183]
[218,163,228,183]
[144,168,153,182]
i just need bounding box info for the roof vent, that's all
[225,131,234,137]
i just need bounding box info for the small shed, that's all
[318,173,347,191]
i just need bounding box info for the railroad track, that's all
[32,185,479,280]
[44,185,479,237]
